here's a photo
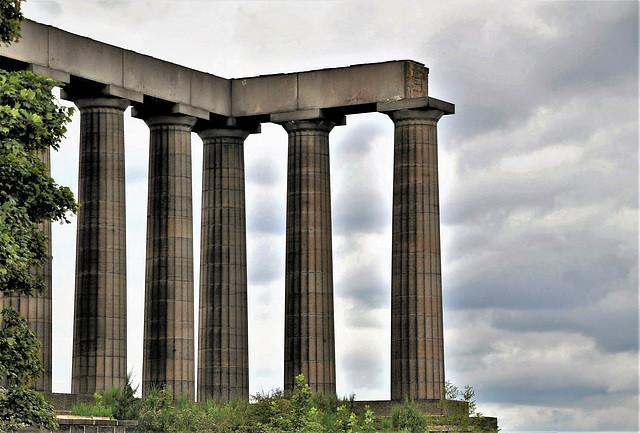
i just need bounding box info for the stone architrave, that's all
[389,109,445,401]
[282,119,336,396]
[0,149,53,392]
[197,128,250,402]
[71,97,130,395]
[142,115,197,398]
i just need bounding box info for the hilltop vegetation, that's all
[73,375,493,433]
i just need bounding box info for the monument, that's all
[0,19,453,402]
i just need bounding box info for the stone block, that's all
[231,73,298,117]
[298,61,411,109]
[49,26,124,87]
[0,19,49,65]
[123,51,190,105]
[191,70,231,116]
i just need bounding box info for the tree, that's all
[0,0,23,44]
[0,0,78,430]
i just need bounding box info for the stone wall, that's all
[22,417,137,433]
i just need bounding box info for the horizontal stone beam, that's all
[231,60,429,118]
[0,20,230,118]
[0,20,454,120]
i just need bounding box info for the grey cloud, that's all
[339,347,386,393]
[542,2,638,90]
[430,2,638,142]
[343,306,385,330]
[445,231,636,312]
[332,122,389,235]
[336,265,388,309]
[333,187,388,235]
[246,162,282,186]
[480,382,608,407]
[247,198,285,235]
[332,121,384,160]
[247,241,284,285]
[36,1,63,16]
[490,302,639,353]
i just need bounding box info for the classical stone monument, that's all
[0,20,453,402]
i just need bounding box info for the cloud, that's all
[246,194,286,235]
[338,342,387,396]
[445,309,639,430]
[247,234,284,285]
[331,119,391,236]
[335,264,387,309]
[428,1,638,142]
[332,186,388,235]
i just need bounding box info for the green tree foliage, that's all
[0,0,23,44]
[0,309,56,431]
[0,1,78,430]
[438,381,491,432]
[0,69,77,298]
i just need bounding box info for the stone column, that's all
[0,151,52,392]
[72,97,129,395]
[282,119,336,396]
[389,109,445,401]
[197,128,250,402]
[142,115,196,398]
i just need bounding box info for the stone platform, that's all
[22,416,137,433]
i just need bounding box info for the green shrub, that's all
[71,373,139,420]
[391,401,426,433]
[105,373,139,420]
[137,386,174,432]
[130,377,492,432]
[71,400,113,418]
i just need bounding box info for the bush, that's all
[71,373,139,420]
[77,376,493,432]
[136,386,174,432]
[391,401,426,433]
[71,400,112,418]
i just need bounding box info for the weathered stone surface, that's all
[141,114,197,398]
[0,21,432,120]
[232,61,428,117]
[71,97,130,395]
[297,61,424,109]
[0,20,229,118]
[389,109,445,401]
[197,128,250,402]
[283,119,336,396]
[22,417,138,433]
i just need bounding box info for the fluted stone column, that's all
[0,150,53,392]
[389,109,445,401]
[72,97,129,395]
[283,119,336,396]
[197,128,250,402]
[142,115,196,398]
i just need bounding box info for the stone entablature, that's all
[0,20,452,121]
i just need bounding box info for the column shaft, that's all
[197,128,249,402]
[72,97,129,395]
[283,120,336,396]
[142,115,196,397]
[390,109,445,401]
[0,150,52,392]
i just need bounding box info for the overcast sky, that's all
[18,1,638,431]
